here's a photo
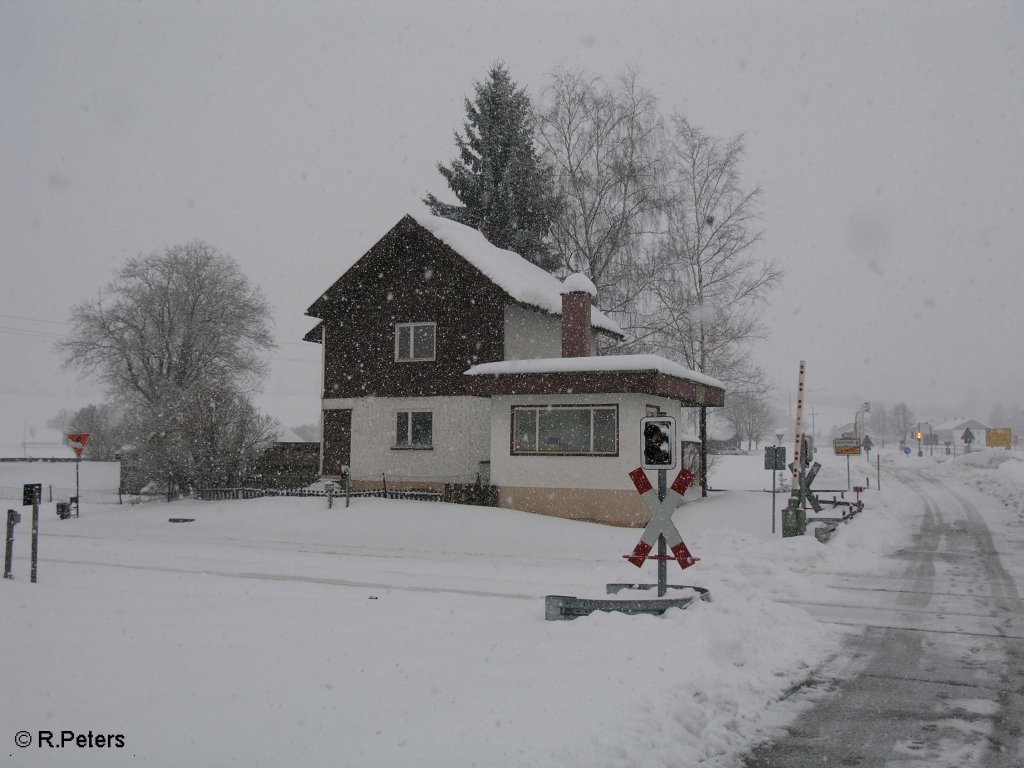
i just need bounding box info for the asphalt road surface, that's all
[742,467,1023,767]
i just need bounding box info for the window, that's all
[395,411,433,449]
[511,405,618,456]
[395,322,436,361]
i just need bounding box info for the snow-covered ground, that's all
[1,448,1020,767]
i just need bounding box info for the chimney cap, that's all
[560,273,597,297]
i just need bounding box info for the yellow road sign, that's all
[986,428,1012,447]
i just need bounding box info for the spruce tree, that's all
[425,63,559,270]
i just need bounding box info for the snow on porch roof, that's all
[465,354,723,388]
[409,213,623,338]
[464,354,725,407]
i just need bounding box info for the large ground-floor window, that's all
[511,404,618,456]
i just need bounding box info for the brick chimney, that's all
[560,273,597,358]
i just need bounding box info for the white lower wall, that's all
[489,393,682,491]
[322,396,490,483]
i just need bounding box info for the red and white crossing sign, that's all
[66,433,90,458]
[625,466,698,570]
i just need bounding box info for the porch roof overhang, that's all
[464,355,725,408]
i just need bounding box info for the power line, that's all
[0,325,65,340]
[0,313,73,326]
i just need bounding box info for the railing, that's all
[0,485,124,504]
[192,486,445,503]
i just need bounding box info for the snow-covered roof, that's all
[0,442,76,460]
[410,213,622,337]
[274,426,306,443]
[933,417,990,431]
[464,353,725,390]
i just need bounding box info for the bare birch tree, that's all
[646,116,781,494]
[536,68,666,335]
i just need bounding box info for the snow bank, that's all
[0,453,930,767]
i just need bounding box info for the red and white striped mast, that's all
[792,361,806,492]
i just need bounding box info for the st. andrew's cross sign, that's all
[625,466,698,570]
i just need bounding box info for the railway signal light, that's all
[641,417,676,470]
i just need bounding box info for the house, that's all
[932,418,991,452]
[0,427,77,461]
[304,213,725,526]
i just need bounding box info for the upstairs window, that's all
[395,322,436,362]
[395,411,433,449]
[511,405,618,456]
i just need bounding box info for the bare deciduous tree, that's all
[536,68,666,331]
[644,117,781,494]
[890,402,916,443]
[59,241,274,405]
[58,242,276,493]
[868,402,891,447]
[724,392,774,451]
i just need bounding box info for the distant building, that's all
[248,427,320,489]
[0,428,76,461]
[932,418,991,451]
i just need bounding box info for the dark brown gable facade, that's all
[307,215,509,399]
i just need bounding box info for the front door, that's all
[322,409,352,477]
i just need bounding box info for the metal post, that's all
[4,509,17,579]
[771,468,777,535]
[657,468,667,597]
[30,492,39,583]
[846,455,851,490]
[877,454,881,490]
[75,456,80,516]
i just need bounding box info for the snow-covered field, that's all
[1,449,1020,767]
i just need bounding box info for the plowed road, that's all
[743,468,1023,767]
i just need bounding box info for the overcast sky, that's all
[2,0,1021,444]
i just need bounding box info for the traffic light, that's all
[641,417,676,470]
[916,431,923,441]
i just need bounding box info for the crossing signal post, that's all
[640,416,677,593]
[544,417,709,620]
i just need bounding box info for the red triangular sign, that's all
[67,433,91,457]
